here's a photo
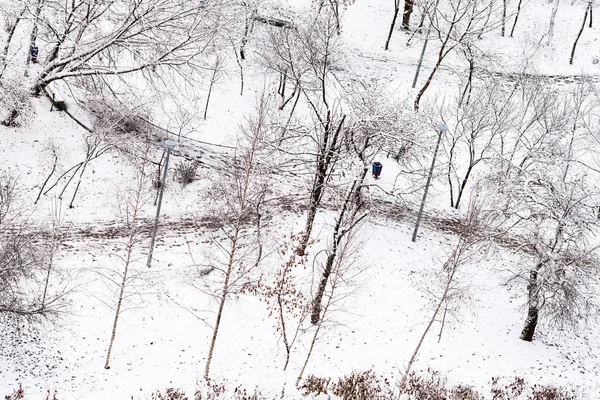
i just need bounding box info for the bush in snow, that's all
[400,368,480,400]
[331,369,392,400]
[152,388,188,400]
[3,383,24,400]
[174,160,200,188]
[0,80,35,127]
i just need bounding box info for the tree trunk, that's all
[414,46,447,111]
[520,267,540,341]
[297,115,346,256]
[204,228,240,380]
[510,0,524,37]
[547,0,560,45]
[402,0,415,30]
[311,166,367,324]
[384,3,401,50]
[569,2,590,65]
[454,163,475,209]
[204,117,262,379]
[447,162,455,208]
[104,155,149,369]
[204,78,215,120]
[501,0,507,36]
[459,56,474,106]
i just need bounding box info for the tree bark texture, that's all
[384,1,401,50]
[402,0,415,30]
[520,266,541,341]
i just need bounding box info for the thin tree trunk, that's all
[233,44,244,96]
[447,156,455,208]
[459,57,474,107]
[104,156,149,369]
[58,165,83,200]
[297,282,334,387]
[204,227,240,380]
[401,259,457,386]
[204,114,262,379]
[414,47,447,111]
[384,3,401,50]
[569,3,590,65]
[104,221,137,369]
[547,0,560,45]
[501,0,507,36]
[204,78,215,120]
[454,163,475,209]
[280,89,301,142]
[43,162,83,196]
[510,0,524,37]
[35,152,58,205]
[68,158,91,208]
[0,8,26,79]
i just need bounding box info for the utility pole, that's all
[147,139,178,268]
[412,123,448,242]
[412,0,440,88]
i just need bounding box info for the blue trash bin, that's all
[372,162,382,179]
[30,46,39,63]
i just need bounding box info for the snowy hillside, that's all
[1,0,600,399]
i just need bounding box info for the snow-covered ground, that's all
[2,0,600,398]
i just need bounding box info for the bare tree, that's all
[1,0,223,95]
[103,143,154,369]
[439,77,516,209]
[414,0,498,111]
[0,175,67,323]
[401,192,487,386]
[297,225,365,386]
[241,233,310,370]
[203,53,227,120]
[483,80,600,341]
[258,6,348,256]
[203,93,271,380]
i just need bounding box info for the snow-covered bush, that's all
[151,388,188,400]
[0,80,36,127]
[174,160,200,188]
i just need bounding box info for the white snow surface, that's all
[1,0,600,398]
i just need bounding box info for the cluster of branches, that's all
[435,75,600,341]
[0,175,68,325]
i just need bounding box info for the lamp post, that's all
[147,139,178,268]
[412,0,441,89]
[411,123,448,242]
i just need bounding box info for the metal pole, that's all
[147,144,174,268]
[412,124,447,242]
[412,28,431,89]
[412,0,440,89]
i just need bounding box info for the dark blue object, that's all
[30,46,39,63]
[372,161,382,179]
